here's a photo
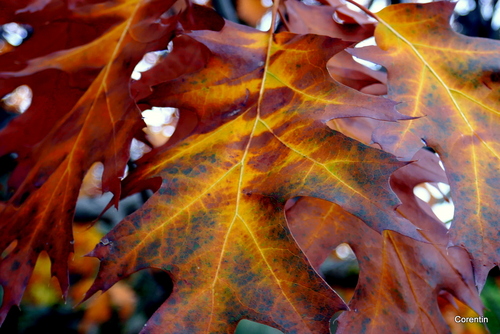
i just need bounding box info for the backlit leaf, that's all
[85,19,417,333]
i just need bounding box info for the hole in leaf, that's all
[413,184,432,202]
[130,138,152,161]
[405,149,454,228]
[235,319,283,334]
[1,240,17,260]
[1,85,32,114]
[1,22,31,47]
[431,197,454,227]
[334,243,356,261]
[413,182,454,228]
[131,47,171,81]
[142,106,179,147]
[320,243,359,303]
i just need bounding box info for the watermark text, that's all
[454,316,488,323]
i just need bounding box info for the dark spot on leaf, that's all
[167,167,179,174]
[11,261,20,271]
[159,187,176,196]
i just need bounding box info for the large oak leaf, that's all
[86,21,421,333]
[351,1,500,287]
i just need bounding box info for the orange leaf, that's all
[84,20,421,333]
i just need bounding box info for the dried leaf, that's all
[282,0,375,42]
[352,1,500,287]
[287,196,483,334]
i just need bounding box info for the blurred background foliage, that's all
[1,0,500,333]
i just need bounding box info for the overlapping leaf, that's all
[0,0,194,323]
[351,1,500,287]
[391,148,450,241]
[280,0,389,150]
[281,0,375,42]
[287,196,482,333]
[84,19,420,332]
[280,0,385,94]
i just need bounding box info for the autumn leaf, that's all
[139,22,413,236]
[390,148,450,242]
[3,0,496,332]
[287,196,483,334]
[82,15,424,332]
[280,0,385,94]
[0,0,203,323]
[326,50,387,95]
[351,1,500,287]
[280,0,388,151]
[281,0,375,42]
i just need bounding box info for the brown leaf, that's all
[327,50,387,94]
[282,0,375,42]
[391,148,450,243]
[287,197,483,333]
